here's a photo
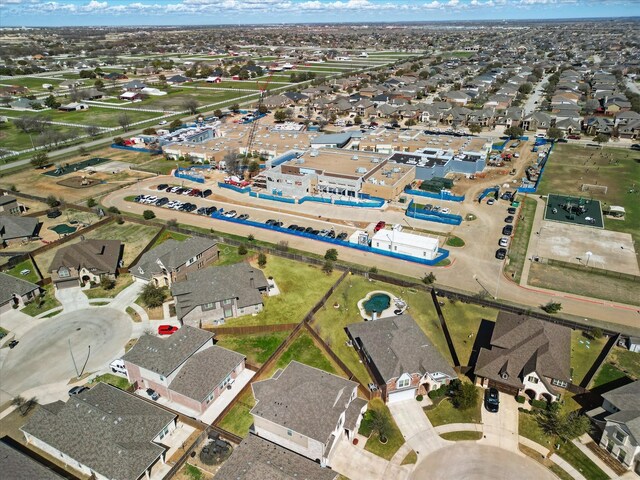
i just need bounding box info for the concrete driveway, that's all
[410,443,556,480]
[388,399,449,456]
[54,286,90,312]
[0,307,131,404]
[480,392,520,452]
[328,435,411,480]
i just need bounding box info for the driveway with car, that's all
[480,392,520,452]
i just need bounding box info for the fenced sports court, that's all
[544,193,604,228]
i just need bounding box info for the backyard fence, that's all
[205,323,299,336]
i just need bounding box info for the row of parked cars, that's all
[156,183,213,198]
[496,204,518,259]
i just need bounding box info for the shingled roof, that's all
[474,312,571,389]
[48,239,121,274]
[0,272,39,305]
[214,434,337,480]
[171,263,268,320]
[345,314,456,382]
[0,440,64,480]
[252,361,358,444]
[0,215,40,241]
[601,381,640,443]
[122,325,214,377]
[20,383,175,480]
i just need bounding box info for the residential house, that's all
[119,91,142,101]
[215,434,338,480]
[122,80,147,91]
[0,272,41,315]
[251,361,367,467]
[8,98,38,110]
[588,381,640,473]
[443,91,471,106]
[585,116,615,136]
[0,215,40,246]
[103,72,127,81]
[604,96,631,114]
[130,237,218,287]
[171,262,269,327]
[48,239,122,289]
[0,195,23,215]
[123,326,245,415]
[522,112,552,132]
[262,94,289,109]
[0,439,64,480]
[474,312,571,401]
[21,382,177,480]
[58,102,89,112]
[283,91,309,104]
[345,314,456,403]
[166,74,190,84]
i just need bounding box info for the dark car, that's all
[155,197,169,206]
[496,248,507,260]
[327,230,336,238]
[507,207,516,215]
[337,232,348,240]
[46,210,62,219]
[631,144,640,151]
[310,229,320,235]
[157,184,168,190]
[196,207,208,215]
[68,386,89,396]
[201,189,212,197]
[186,204,197,212]
[146,388,160,401]
[8,339,19,349]
[266,219,277,225]
[502,225,513,236]
[288,224,299,230]
[273,221,283,228]
[500,192,513,201]
[304,226,314,233]
[296,226,306,232]
[504,216,514,224]
[556,138,568,143]
[238,214,249,220]
[484,388,500,413]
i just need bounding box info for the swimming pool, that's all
[363,293,391,315]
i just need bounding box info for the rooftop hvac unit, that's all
[392,167,401,173]
[356,167,368,174]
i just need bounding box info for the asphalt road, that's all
[0,307,131,403]
[410,444,556,480]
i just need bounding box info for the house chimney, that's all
[100,245,105,255]
[250,277,255,288]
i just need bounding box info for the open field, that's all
[33,106,163,127]
[569,330,607,385]
[133,89,251,110]
[505,196,537,283]
[190,81,261,90]
[0,77,63,90]
[0,121,76,151]
[81,221,160,266]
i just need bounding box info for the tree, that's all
[117,112,131,131]
[143,210,156,220]
[182,98,199,114]
[450,380,478,410]
[324,248,338,261]
[214,109,223,118]
[169,119,182,131]
[258,104,268,115]
[223,151,239,174]
[94,79,104,90]
[230,103,240,113]
[167,218,178,228]
[371,410,392,443]
[542,301,562,314]
[238,244,248,255]
[469,124,482,134]
[590,327,603,340]
[248,160,260,176]
[594,133,609,144]
[546,127,564,140]
[274,110,287,122]
[86,125,100,137]
[257,252,267,268]
[421,272,436,285]
[140,282,166,308]
[536,402,591,443]
[142,128,157,135]
[45,194,59,207]
[113,136,125,146]
[31,151,49,169]
[100,277,115,290]
[518,83,533,95]
[322,260,334,274]
[353,116,362,125]
[43,94,60,109]
[504,126,524,139]
[107,206,120,214]
[87,198,97,208]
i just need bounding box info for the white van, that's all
[109,359,127,376]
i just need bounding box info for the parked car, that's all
[486,198,495,205]
[502,225,513,236]
[157,184,168,190]
[223,210,237,218]
[273,221,283,227]
[507,207,516,215]
[20,269,31,276]
[201,189,212,197]
[631,144,640,151]
[326,230,336,238]
[288,224,299,230]
[568,134,581,140]
[8,339,19,349]
[504,216,514,224]
[155,197,169,207]
[499,237,510,247]
[266,219,277,225]
[337,232,348,241]
[304,226,314,233]
[146,388,160,401]
[158,325,179,335]
[238,214,249,220]
[47,210,62,219]
[295,226,306,232]
[495,248,507,260]
[374,221,386,232]
[68,386,89,396]
[484,387,500,413]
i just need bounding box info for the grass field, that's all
[190,81,260,90]
[590,346,640,389]
[136,157,195,175]
[440,431,483,441]
[4,258,40,283]
[89,373,132,390]
[214,330,292,366]
[150,229,190,247]
[223,255,341,327]
[360,398,405,460]
[505,196,537,283]
[216,390,255,437]
[424,388,483,426]
[20,284,60,316]
[310,275,450,387]
[215,243,255,266]
[569,330,607,385]
[590,363,630,389]
[538,144,640,246]
[81,221,160,266]
[133,89,251,110]
[0,122,76,151]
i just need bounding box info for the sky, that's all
[0,0,638,27]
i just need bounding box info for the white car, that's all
[223,210,237,218]
[159,120,168,125]
[499,237,510,247]
[441,207,450,214]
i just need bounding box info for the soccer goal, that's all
[581,184,608,195]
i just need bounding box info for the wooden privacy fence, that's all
[205,323,298,336]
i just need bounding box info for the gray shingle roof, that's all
[214,434,337,480]
[252,361,358,444]
[0,215,39,240]
[475,312,571,389]
[171,262,268,320]
[122,325,214,377]
[0,272,39,305]
[0,440,64,480]
[169,345,244,402]
[602,381,640,442]
[20,383,175,480]
[345,314,456,382]
[344,397,367,431]
[0,195,17,206]
[131,237,217,281]
[49,239,121,274]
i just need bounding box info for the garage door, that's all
[388,388,416,404]
[55,279,79,290]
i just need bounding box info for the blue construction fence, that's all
[405,200,462,226]
[111,144,162,154]
[478,187,499,202]
[210,212,450,266]
[248,191,385,208]
[175,168,205,184]
[404,187,465,203]
[218,182,251,194]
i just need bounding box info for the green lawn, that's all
[360,398,405,460]
[310,275,451,387]
[215,244,255,266]
[569,330,607,385]
[424,389,483,427]
[20,284,61,316]
[91,374,132,391]
[0,77,63,90]
[0,122,76,151]
[505,196,537,283]
[216,390,255,437]
[4,258,40,283]
[150,229,190,247]
[84,274,133,299]
[440,431,482,441]
[224,256,341,327]
[214,331,292,366]
[606,346,640,380]
[445,236,465,247]
[439,299,499,367]
[590,363,630,389]
[136,157,195,175]
[82,222,160,266]
[401,450,418,464]
[268,331,339,377]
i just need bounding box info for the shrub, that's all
[416,394,424,401]
[100,277,115,290]
[238,244,248,255]
[107,206,120,214]
[167,219,178,228]
[140,283,166,308]
[530,399,549,410]
[87,198,97,208]
[369,266,378,274]
[516,395,526,404]
[428,384,448,399]
[322,260,334,274]
[257,252,267,268]
[542,301,562,314]
[421,272,436,285]
[247,234,255,242]
[143,210,155,220]
[450,380,478,410]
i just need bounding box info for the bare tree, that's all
[117,112,131,131]
[85,125,100,137]
[182,98,199,114]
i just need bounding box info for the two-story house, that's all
[171,262,270,328]
[474,312,571,401]
[48,239,122,289]
[251,361,367,467]
[123,325,245,415]
[131,237,218,287]
[345,314,456,403]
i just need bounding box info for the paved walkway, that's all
[199,368,255,424]
[388,399,449,456]
[328,435,411,480]
[433,422,483,434]
[573,435,620,479]
[519,195,547,286]
[550,453,588,480]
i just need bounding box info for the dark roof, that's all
[252,361,358,444]
[344,397,367,431]
[131,237,217,281]
[283,91,309,101]
[0,439,64,480]
[601,381,640,442]
[122,325,214,377]
[0,272,40,305]
[345,314,456,382]
[475,312,571,389]
[0,215,39,240]
[214,434,337,480]
[20,383,175,480]
[171,262,268,320]
[0,195,17,206]
[168,346,244,402]
[49,239,121,275]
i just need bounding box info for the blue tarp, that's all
[478,187,499,202]
[218,182,251,194]
[175,167,205,184]
[406,200,462,225]
[111,144,162,154]
[404,187,465,203]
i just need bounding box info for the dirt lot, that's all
[534,220,639,275]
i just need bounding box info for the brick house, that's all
[49,239,122,289]
[0,272,41,315]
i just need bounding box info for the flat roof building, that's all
[370,225,440,260]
